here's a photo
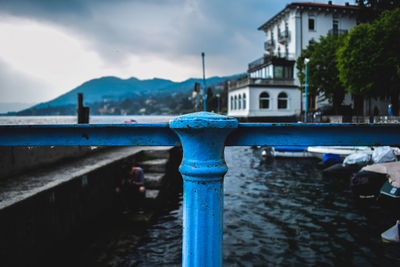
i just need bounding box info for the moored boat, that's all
[381,220,400,243]
[307,146,373,160]
[261,146,313,158]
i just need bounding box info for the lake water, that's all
[63,148,399,267]
[0,115,176,125]
[2,116,399,266]
[101,147,397,267]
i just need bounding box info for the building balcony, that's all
[248,57,266,70]
[228,76,295,91]
[278,30,290,44]
[264,39,275,52]
[276,52,296,60]
[328,29,348,36]
[248,54,295,71]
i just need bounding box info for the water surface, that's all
[80,147,399,266]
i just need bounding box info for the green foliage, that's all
[337,8,400,114]
[297,34,346,112]
[357,0,400,23]
[337,23,379,97]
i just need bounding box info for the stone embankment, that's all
[0,146,182,266]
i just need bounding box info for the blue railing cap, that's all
[169,112,238,129]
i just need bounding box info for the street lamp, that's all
[202,52,207,112]
[304,57,310,122]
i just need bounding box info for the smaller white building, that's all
[228,1,358,121]
[228,70,301,122]
[229,87,301,118]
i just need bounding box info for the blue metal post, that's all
[170,112,238,267]
[202,52,207,112]
[304,60,308,122]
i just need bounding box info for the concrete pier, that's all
[0,146,181,266]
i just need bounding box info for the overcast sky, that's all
[0,0,352,105]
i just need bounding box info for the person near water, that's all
[115,166,146,212]
[388,104,393,116]
[128,166,146,194]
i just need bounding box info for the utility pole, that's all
[216,93,220,113]
[202,52,207,112]
[304,57,310,122]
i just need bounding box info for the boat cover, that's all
[372,146,396,163]
[343,152,371,166]
[381,220,400,243]
[363,161,400,187]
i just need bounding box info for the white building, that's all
[228,1,358,121]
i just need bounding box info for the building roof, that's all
[258,1,358,31]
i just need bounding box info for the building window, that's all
[332,19,339,36]
[278,92,288,109]
[266,65,273,78]
[234,95,237,110]
[308,18,315,31]
[230,96,233,111]
[274,65,283,78]
[238,94,242,109]
[259,92,270,109]
[243,93,247,109]
[274,65,293,79]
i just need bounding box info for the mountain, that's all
[32,77,176,109]
[18,74,241,115]
[0,102,37,114]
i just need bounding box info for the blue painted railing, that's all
[1,111,400,266]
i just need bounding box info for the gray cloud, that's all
[0,59,53,103]
[0,0,353,78]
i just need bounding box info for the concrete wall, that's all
[0,147,182,266]
[0,161,118,266]
[0,146,98,180]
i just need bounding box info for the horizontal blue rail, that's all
[1,123,400,147]
[228,123,400,146]
[0,123,179,146]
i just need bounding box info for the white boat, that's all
[262,146,313,158]
[307,146,373,160]
[381,220,400,243]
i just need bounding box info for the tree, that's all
[356,0,400,23]
[297,34,346,113]
[337,8,400,115]
[374,8,400,115]
[206,87,218,112]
